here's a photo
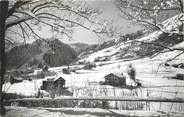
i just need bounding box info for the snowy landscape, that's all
[1,0,184,117]
[3,14,184,116]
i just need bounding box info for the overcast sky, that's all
[66,0,142,44]
[11,0,142,45]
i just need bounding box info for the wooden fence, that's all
[5,96,184,103]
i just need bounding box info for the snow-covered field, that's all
[5,106,170,117]
[3,40,184,113]
[3,14,184,116]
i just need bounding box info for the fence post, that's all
[146,88,150,111]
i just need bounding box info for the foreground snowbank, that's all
[5,106,174,117]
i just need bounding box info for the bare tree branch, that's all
[6,16,32,29]
[5,37,14,45]
[166,51,184,63]
[118,0,181,11]
[32,1,100,25]
[116,0,183,33]
[31,2,53,13]
[7,28,24,38]
[7,0,32,18]
[19,24,27,43]
[23,21,43,40]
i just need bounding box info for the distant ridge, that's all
[6,39,77,69]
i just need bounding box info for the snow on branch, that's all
[5,0,112,42]
[116,0,183,35]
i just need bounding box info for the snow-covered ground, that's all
[5,106,170,117]
[3,41,184,113]
[3,13,184,115]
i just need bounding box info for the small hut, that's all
[54,77,66,89]
[174,73,184,80]
[41,77,65,90]
[104,73,126,86]
[62,68,70,74]
[10,76,23,84]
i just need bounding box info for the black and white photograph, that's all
[0,0,184,116]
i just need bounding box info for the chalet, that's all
[63,68,70,74]
[94,56,110,62]
[10,76,23,84]
[176,74,184,80]
[41,77,66,90]
[104,73,126,86]
[172,73,184,80]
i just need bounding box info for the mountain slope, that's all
[43,39,77,67]
[6,39,77,69]
[79,14,184,62]
[6,44,42,69]
[70,43,91,54]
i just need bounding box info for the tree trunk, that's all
[182,1,184,42]
[0,1,9,116]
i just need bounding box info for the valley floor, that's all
[3,42,184,115]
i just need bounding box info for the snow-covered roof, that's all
[54,77,65,82]
[46,76,65,82]
[105,73,125,78]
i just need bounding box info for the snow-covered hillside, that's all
[80,13,184,62]
[3,14,184,114]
